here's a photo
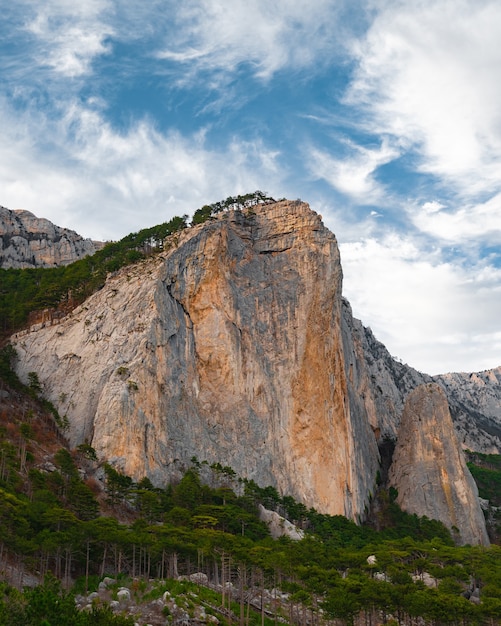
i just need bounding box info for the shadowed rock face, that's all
[12,201,379,519]
[0,206,99,268]
[389,383,489,545]
[342,301,501,455]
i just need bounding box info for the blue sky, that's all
[1,0,501,376]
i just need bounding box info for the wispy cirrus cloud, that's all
[3,0,114,81]
[308,137,400,203]
[156,0,348,83]
[0,98,283,240]
[2,0,501,376]
[411,194,501,245]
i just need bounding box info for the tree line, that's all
[0,192,277,336]
[0,407,500,626]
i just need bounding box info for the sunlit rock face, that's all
[0,206,99,268]
[12,201,380,519]
[340,299,432,442]
[10,200,499,539]
[389,383,490,546]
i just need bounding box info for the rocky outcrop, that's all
[0,206,100,268]
[12,201,380,519]
[389,383,489,545]
[258,504,305,540]
[435,369,501,454]
[341,299,431,441]
[9,200,500,540]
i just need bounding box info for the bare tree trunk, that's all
[85,539,90,594]
[214,560,219,587]
[55,546,62,578]
[261,570,265,626]
[100,544,107,577]
[19,439,27,474]
[221,554,226,611]
[64,548,72,589]
[238,564,245,626]
[169,552,178,578]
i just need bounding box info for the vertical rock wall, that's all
[11,200,495,541]
[13,201,380,519]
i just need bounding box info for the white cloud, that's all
[412,193,501,244]
[0,99,283,240]
[156,0,345,82]
[308,137,400,202]
[23,0,114,78]
[347,0,501,195]
[421,201,445,215]
[2,0,500,379]
[340,234,501,374]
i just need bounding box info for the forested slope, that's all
[1,347,501,624]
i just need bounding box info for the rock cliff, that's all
[342,301,501,455]
[389,383,489,545]
[9,200,497,540]
[12,201,379,519]
[435,368,501,454]
[341,300,432,441]
[0,206,100,268]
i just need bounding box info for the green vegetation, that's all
[191,190,275,225]
[467,451,501,544]
[0,407,500,626]
[467,451,501,506]
[0,191,275,336]
[0,214,188,334]
[0,575,134,625]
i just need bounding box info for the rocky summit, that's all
[0,205,100,268]
[11,200,496,543]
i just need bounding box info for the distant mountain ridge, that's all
[0,205,102,268]
[9,200,499,544]
[347,306,501,454]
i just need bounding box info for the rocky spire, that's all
[389,383,489,545]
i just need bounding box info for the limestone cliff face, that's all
[12,201,380,519]
[389,383,489,545]
[435,369,501,454]
[10,200,500,538]
[0,206,99,268]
